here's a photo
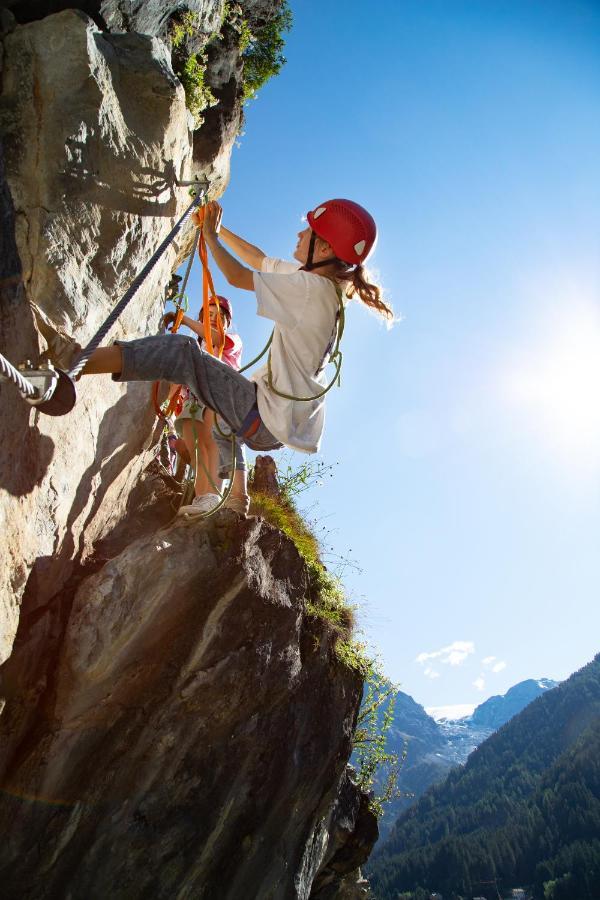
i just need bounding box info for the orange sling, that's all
[152,205,225,418]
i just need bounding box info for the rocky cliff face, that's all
[0,488,375,898]
[0,0,260,661]
[0,4,377,895]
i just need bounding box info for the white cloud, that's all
[424,667,440,679]
[473,676,486,691]
[482,656,507,673]
[416,641,475,668]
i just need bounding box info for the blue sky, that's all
[178,0,600,713]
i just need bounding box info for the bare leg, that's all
[80,346,124,375]
[204,411,223,494]
[182,417,220,497]
[229,468,248,502]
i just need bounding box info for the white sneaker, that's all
[178,493,222,517]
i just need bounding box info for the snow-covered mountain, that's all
[376,677,559,843]
[468,678,558,729]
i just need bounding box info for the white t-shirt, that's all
[251,257,342,453]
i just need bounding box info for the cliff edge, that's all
[0,481,376,897]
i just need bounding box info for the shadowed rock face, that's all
[0,501,375,899]
[0,6,194,661]
[0,0,274,661]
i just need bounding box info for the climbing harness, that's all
[0,188,206,414]
[230,283,346,403]
[266,285,345,401]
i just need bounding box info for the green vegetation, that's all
[178,53,217,126]
[169,11,216,126]
[353,671,404,818]
[249,459,401,818]
[248,455,364,670]
[249,489,359,660]
[168,2,292,124]
[367,654,600,900]
[238,2,293,102]
[171,10,199,49]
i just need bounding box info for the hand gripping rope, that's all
[0,189,206,415]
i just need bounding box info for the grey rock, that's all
[3,2,221,40]
[0,0,285,661]
[0,6,377,898]
[0,7,197,662]
[0,507,372,899]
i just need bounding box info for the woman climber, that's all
[165,296,244,514]
[81,198,393,517]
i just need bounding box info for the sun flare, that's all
[502,298,600,468]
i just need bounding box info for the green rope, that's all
[266,286,345,401]
[238,332,273,373]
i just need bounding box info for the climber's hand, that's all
[202,201,222,243]
[163,311,177,330]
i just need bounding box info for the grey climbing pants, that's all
[114,333,282,476]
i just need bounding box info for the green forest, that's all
[367,655,600,900]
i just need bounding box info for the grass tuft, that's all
[249,491,368,673]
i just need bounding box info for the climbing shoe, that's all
[178,493,221,517]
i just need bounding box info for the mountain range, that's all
[367,654,600,899]
[376,678,558,842]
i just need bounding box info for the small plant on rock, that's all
[169,10,217,126]
[248,457,364,670]
[228,1,293,102]
[353,669,405,817]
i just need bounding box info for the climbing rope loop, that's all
[0,354,77,415]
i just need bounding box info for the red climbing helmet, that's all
[215,295,233,322]
[201,295,233,323]
[307,199,377,266]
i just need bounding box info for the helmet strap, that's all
[302,230,338,271]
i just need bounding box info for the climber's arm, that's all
[178,314,203,337]
[218,225,266,270]
[201,202,255,291]
[205,238,255,291]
